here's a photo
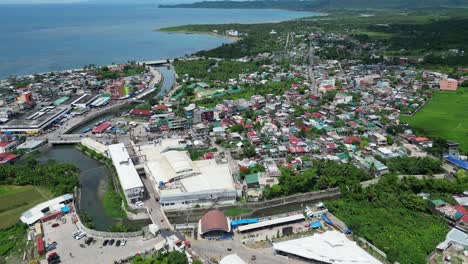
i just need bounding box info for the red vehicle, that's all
[47,252,58,261]
[52,223,60,228]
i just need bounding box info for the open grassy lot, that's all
[0,185,52,229]
[401,88,468,153]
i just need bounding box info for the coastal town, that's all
[0,8,467,264]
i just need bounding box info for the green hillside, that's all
[160,0,468,11]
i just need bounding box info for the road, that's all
[190,236,301,264]
[308,40,318,96]
[140,175,172,230]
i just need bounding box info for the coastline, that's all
[156,29,242,43]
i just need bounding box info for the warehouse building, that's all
[237,214,305,233]
[108,143,144,204]
[273,230,381,264]
[137,139,237,210]
[0,106,69,134]
[20,194,74,225]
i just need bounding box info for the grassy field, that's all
[224,208,252,217]
[401,88,468,153]
[0,185,52,229]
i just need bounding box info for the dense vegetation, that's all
[174,59,270,81]
[162,10,468,68]
[96,63,147,80]
[263,160,370,199]
[326,173,468,264]
[386,156,444,175]
[160,0,468,11]
[0,223,28,262]
[131,251,202,264]
[0,158,79,196]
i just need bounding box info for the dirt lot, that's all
[41,214,164,264]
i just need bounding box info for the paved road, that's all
[140,169,172,230]
[190,236,301,264]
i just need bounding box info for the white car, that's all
[74,231,87,240]
[121,239,127,246]
[134,201,144,207]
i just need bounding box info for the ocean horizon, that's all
[0,3,319,78]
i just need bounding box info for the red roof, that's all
[200,210,229,234]
[312,112,323,118]
[0,141,14,147]
[130,109,151,116]
[247,131,257,138]
[244,124,253,129]
[0,153,17,164]
[203,153,215,160]
[92,122,111,134]
[415,137,430,142]
[344,136,361,144]
[154,104,167,110]
[289,146,306,153]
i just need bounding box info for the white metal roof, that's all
[108,143,143,191]
[20,194,73,225]
[238,214,305,232]
[273,231,382,264]
[220,254,246,264]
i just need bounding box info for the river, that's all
[39,145,150,231]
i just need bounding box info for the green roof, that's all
[431,199,446,207]
[245,173,260,185]
[53,96,69,106]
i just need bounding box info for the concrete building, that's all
[273,230,381,264]
[137,139,236,210]
[220,254,246,264]
[439,78,458,91]
[70,93,100,109]
[0,106,70,134]
[108,143,144,204]
[81,138,108,156]
[20,194,73,225]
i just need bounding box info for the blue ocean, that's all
[0,3,317,78]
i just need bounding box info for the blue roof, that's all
[61,205,70,213]
[231,218,259,228]
[445,157,468,170]
[310,221,322,228]
[322,214,333,225]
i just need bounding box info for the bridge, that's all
[48,134,83,145]
[139,59,174,66]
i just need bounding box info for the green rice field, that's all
[0,185,52,229]
[401,88,468,153]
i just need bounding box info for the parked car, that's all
[72,230,81,238]
[51,223,60,228]
[74,231,86,240]
[121,239,126,246]
[46,244,56,252]
[47,252,59,261]
[115,240,121,247]
[85,237,94,245]
[48,258,61,264]
[109,239,115,246]
[102,239,109,246]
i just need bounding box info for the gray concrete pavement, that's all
[41,214,164,264]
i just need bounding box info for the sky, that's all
[0,0,202,4]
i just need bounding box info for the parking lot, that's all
[41,214,164,264]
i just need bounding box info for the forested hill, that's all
[159,0,468,11]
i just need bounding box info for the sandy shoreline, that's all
[156,29,241,43]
